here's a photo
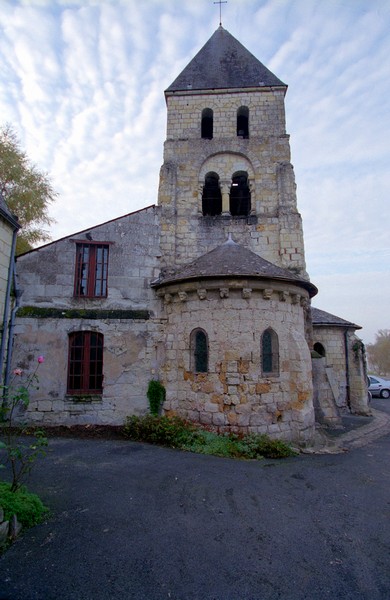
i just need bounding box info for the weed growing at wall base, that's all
[0,357,48,492]
[123,415,296,459]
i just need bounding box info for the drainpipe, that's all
[0,226,18,387]
[4,265,21,390]
[344,328,351,411]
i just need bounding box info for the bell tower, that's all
[158,26,308,279]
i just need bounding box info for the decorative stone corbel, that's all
[279,291,288,302]
[197,288,207,300]
[300,297,309,309]
[178,291,187,302]
[242,288,252,299]
[291,293,301,305]
[220,287,229,298]
[164,293,173,304]
[263,288,273,300]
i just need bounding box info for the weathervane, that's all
[214,0,227,26]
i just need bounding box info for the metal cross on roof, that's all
[214,0,227,26]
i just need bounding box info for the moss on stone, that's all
[16,306,150,320]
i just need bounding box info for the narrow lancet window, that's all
[201,108,213,139]
[202,172,222,216]
[237,106,249,138]
[261,328,279,375]
[190,328,208,373]
[229,171,251,216]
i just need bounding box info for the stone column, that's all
[221,181,230,215]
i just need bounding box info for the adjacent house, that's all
[0,192,20,385]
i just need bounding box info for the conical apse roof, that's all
[152,237,317,297]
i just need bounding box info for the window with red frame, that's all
[74,243,109,297]
[67,331,104,394]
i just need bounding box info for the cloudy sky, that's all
[0,0,389,345]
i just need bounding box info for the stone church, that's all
[10,26,369,444]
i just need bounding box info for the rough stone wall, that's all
[166,90,287,139]
[11,206,162,425]
[11,316,163,425]
[156,279,315,444]
[16,206,160,311]
[159,89,308,278]
[312,326,369,416]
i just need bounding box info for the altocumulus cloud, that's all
[0,0,389,344]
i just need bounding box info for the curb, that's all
[302,409,390,455]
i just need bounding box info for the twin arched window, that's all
[202,170,251,216]
[200,106,249,139]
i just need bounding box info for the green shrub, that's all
[0,482,49,528]
[123,415,296,459]
[123,415,199,447]
[146,380,166,416]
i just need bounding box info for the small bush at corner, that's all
[0,482,49,528]
[123,415,296,459]
[146,380,166,416]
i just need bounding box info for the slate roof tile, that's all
[166,26,286,93]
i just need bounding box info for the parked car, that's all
[368,375,390,399]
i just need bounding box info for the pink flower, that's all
[13,368,23,376]
[37,356,45,364]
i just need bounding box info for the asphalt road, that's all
[1,399,390,600]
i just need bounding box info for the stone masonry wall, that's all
[159,89,308,278]
[11,316,162,425]
[11,206,163,425]
[313,326,369,415]
[157,278,315,444]
[16,205,160,311]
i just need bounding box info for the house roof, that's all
[152,236,317,297]
[165,26,286,94]
[311,307,361,330]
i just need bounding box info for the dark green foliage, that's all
[0,482,48,528]
[0,124,57,254]
[123,415,296,459]
[124,415,198,447]
[146,380,166,416]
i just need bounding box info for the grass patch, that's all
[0,481,49,528]
[123,415,296,459]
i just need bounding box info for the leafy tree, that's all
[366,329,390,377]
[0,124,56,254]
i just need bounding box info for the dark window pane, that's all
[68,331,103,394]
[194,330,208,373]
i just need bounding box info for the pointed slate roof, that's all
[311,307,361,330]
[152,237,317,297]
[166,26,286,93]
